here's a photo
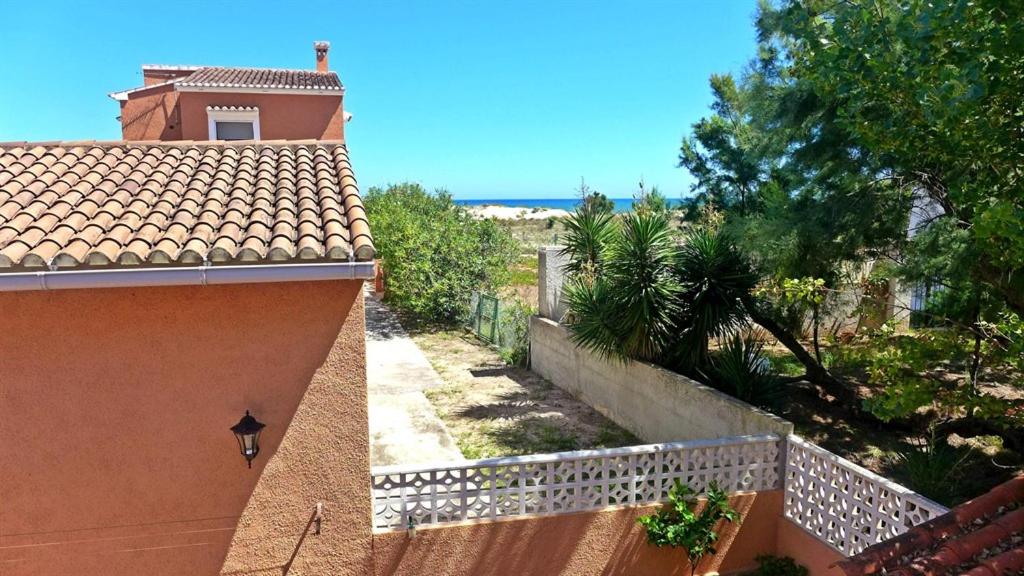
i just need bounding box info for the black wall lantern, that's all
[230,410,266,468]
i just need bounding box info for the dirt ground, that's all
[411,328,639,459]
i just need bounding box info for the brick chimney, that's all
[314,41,330,73]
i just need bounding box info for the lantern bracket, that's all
[313,502,323,535]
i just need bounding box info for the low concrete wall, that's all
[530,316,793,442]
[373,491,785,576]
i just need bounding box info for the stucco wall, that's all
[119,84,184,141]
[373,491,784,576]
[530,316,794,442]
[119,90,344,141]
[0,280,371,576]
[776,517,845,576]
[178,92,344,141]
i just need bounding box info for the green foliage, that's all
[762,277,826,309]
[679,0,1024,441]
[563,211,682,362]
[508,255,538,287]
[765,350,805,378]
[703,334,785,410]
[638,481,740,575]
[562,212,807,399]
[889,432,972,505]
[632,181,671,214]
[559,207,617,276]
[364,183,518,324]
[678,73,780,218]
[770,0,1024,314]
[857,324,1023,429]
[674,227,759,368]
[578,178,616,215]
[751,555,808,576]
[497,298,534,367]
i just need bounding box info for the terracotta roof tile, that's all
[836,474,1024,576]
[110,66,342,101]
[0,141,374,271]
[177,67,342,91]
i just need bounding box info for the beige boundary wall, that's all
[530,316,794,442]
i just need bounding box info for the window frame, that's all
[206,107,261,141]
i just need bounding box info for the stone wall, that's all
[530,316,793,442]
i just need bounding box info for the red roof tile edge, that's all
[834,474,1024,576]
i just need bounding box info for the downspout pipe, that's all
[0,261,376,292]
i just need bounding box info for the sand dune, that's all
[467,205,570,220]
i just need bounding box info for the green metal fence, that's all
[472,292,500,344]
[467,292,533,366]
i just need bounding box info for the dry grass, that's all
[412,328,639,459]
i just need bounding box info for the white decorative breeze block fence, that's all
[783,435,948,556]
[371,434,781,530]
[372,434,947,558]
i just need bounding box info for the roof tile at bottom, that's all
[836,474,1024,576]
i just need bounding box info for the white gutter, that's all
[108,79,181,101]
[0,261,375,292]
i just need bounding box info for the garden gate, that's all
[471,292,500,344]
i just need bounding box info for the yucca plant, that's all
[671,228,758,369]
[701,333,785,410]
[559,206,617,276]
[889,431,972,505]
[563,211,681,362]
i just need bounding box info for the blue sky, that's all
[0,1,759,199]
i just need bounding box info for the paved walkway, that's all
[365,292,465,467]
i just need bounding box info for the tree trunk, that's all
[968,300,982,396]
[743,298,860,408]
[812,305,822,365]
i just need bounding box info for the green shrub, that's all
[581,190,615,214]
[638,481,739,576]
[889,432,971,505]
[498,298,534,367]
[751,555,808,576]
[365,183,518,324]
[632,184,670,214]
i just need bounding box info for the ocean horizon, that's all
[454,197,681,213]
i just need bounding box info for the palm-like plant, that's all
[559,206,617,276]
[561,207,841,407]
[672,228,758,368]
[604,212,682,360]
[701,333,784,410]
[563,212,681,362]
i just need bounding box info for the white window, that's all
[207,107,260,141]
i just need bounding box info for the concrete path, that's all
[365,291,465,466]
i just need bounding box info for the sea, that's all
[454,198,681,213]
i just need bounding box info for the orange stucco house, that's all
[111,41,349,142]
[0,43,380,575]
